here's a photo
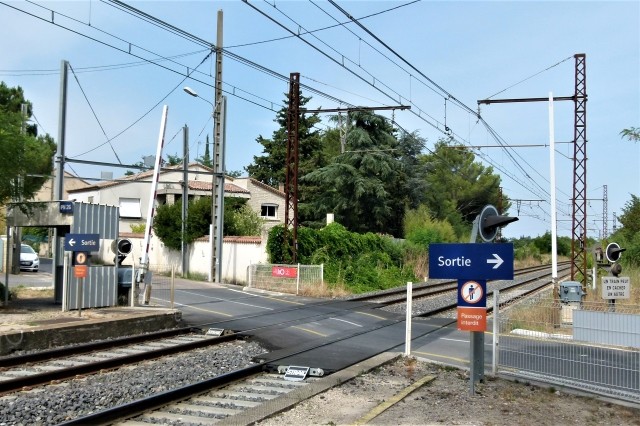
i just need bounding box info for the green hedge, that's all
[267,223,415,293]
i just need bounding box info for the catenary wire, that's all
[68,63,122,164]
[243,1,555,207]
[8,0,568,226]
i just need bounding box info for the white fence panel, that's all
[247,263,324,295]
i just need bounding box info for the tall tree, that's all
[618,194,640,241]
[418,138,508,237]
[301,111,408,236]
[620,127,639,142]
[0,82,56,208]
[196,134,213,167]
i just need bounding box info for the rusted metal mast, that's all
[478,54,588,288]
[570,53,588,288]
[284,72,301,263]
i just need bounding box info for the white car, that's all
[20,244,40,272]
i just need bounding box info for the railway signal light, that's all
[605,242,625,263]
[111,238,133,265]
[472,205,519,242]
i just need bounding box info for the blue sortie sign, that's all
[429,243,514,280]
[64,233,100,252]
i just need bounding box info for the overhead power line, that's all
[245,1,557,207]
[68,63,122,164]
[5,0,570,223]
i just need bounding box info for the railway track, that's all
[61,263,569,425]
[351,261,571,307]
[0,328,236,394]
[59,365,327,425]
[5,263,569,425]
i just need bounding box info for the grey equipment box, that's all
[559,281,585,303]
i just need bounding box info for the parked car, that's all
[20,244,40,272]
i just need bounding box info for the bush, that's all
[267,223,416,293]
[404,205,457,246]
[514,243,542,262]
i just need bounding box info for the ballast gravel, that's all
[0,340,265,426]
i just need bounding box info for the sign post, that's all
[65,234,99,315]
[429,242,514,395]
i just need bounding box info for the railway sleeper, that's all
[126,372,320,425]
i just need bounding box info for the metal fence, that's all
[493,292,640,403]
[246,263,324,296]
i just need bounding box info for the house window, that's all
[119,198,142,218]
[88,196,94,203]
[261,204,278,219]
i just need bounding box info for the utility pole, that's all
[284,73,300,263]
[52,59,69,303]
[182,125,189,277]
[478,54,588,289]
[570,54,588,290]
[211,9,224,283]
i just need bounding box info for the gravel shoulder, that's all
[257,356,640,426]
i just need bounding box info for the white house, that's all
[66,163,287,234]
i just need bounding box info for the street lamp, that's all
[183,86,225,283]
[184,86,213,108]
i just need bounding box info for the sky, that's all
[1,0,638,240]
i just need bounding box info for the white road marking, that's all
[177,289,274,310]
[330,318,363,327]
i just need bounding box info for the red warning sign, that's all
[74,265,88,278]
[272,266,297,278]
[457,306,486,332]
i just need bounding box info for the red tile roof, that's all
[188,180,249,194]
[68,163,214,193]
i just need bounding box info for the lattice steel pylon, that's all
[284,72,301,263]
[570,53,588,288]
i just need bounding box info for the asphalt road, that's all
[3,258,53,288]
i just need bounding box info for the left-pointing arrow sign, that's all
[65,233,100,252]
[487,253,503,269]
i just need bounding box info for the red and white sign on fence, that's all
[272,266,298,278]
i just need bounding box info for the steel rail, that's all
[352,262,571,305]
[0,333,238,394]
[58,363,265,426]
[0,326,201,368]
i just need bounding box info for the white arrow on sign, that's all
[69,238,76,247]
[487,253,503,269]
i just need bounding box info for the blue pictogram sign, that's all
[458,279,487,307]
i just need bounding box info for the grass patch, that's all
[10,286,54,299]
